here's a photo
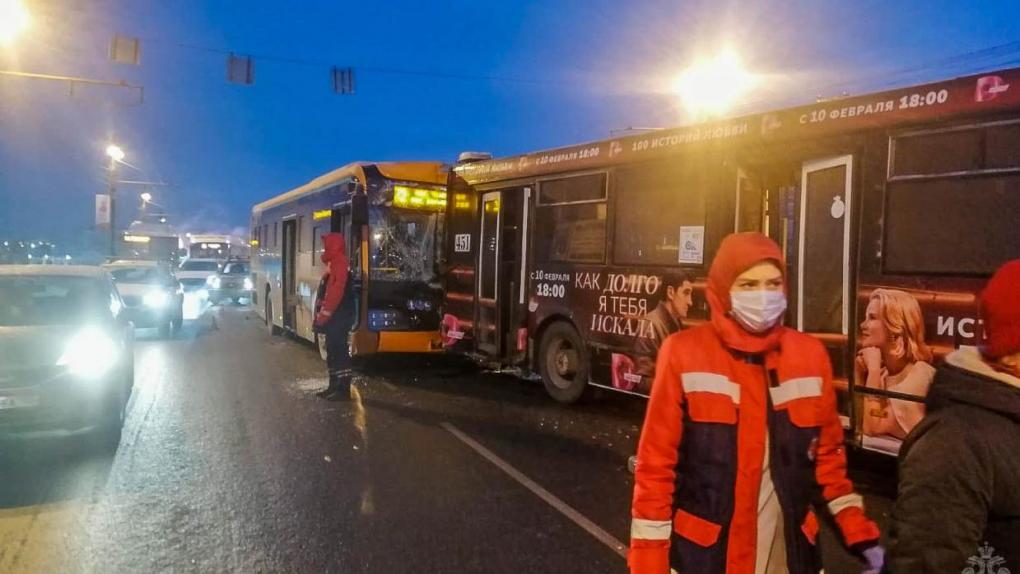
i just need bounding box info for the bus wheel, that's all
[538,322,590,404]
[265,299,280,336]
[316,333,328,361]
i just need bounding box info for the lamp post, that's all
[105,144,125,257]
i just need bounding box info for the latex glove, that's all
[861,544,885,574]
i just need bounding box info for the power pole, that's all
[107,157,117,257]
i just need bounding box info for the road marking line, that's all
[440,422,627,559]
[381,381,398,392]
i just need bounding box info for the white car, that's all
[176,258,222,293]
[103,260,184,337]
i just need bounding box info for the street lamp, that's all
[0,0,31,46]
[105,144,126,257]
[106,144,126,162]
[140,192,152,203]
[673,50,757,119]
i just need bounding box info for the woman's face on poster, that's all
[860,298,889,348]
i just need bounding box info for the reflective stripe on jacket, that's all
[629,324,879,574]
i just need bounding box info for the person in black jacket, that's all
[887,259,1020,573]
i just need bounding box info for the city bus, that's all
[185,234,249,261]
[442,67,1020,454]
[118,213,182,265]
[251,161,448,358]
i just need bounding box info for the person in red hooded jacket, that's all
[630,232,883,574]
[314,233,356,400]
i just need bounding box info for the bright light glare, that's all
[57,327,120,378]
[0,0,31,46]
[242,277,253,291]
[143,290,168,308]
[140,192,152,202]
[673,50,757,118]
[106,144,126,162]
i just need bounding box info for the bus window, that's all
[613,164,708,266]
[986,122,1020,169]
[534,173,607,264]
[892,129,982,177]
[369,207,439,283]
[297,216,305,252]
[312,226,322,266]
[273,222,279,248]
[885,175,1020,274]
[886,121,1020,274]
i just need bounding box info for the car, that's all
[208,259,253,305]
[0,265,134,448]
[104,260,184,337]
[176,258,222,293]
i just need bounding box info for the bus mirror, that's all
[352,193,369,227]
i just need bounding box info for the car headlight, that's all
[57,327,120,378]
[207,276,221,289]
[243,277,253,290]
[143,290,169,308]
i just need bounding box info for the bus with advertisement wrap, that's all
[252,161,448,358]
[442,67,1020,455]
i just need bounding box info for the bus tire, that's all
[265,298,280,336]
[538,321,591,404]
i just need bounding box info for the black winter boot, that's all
[317,373,341,398]
[325,372,352,402]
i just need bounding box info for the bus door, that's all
[797,155,853,340]
[330,204,357,323]
[281,218,298,331]
[476,188,529,360]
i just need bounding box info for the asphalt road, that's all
[0,305,896,573]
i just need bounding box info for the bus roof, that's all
[454,66,1020,185]
[253,161,447,213]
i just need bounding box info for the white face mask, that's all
[729,290,787,333]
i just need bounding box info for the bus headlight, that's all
[243,277,253,291]
[406,299,433,311]
[57,327,120,378]
[143,290,169,308]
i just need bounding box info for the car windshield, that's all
[180,261,220,272]
[221,262,248,275]
[369,207,441,284]
[0,276,110,327]
[109,267,166,284]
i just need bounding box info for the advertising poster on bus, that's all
[531,265,703,396]
[854,288,954,455]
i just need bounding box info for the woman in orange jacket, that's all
[629,232,882,574]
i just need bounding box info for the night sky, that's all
[1,0,1018,246]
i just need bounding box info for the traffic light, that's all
[227,54,254,85]
[332,66,355,95]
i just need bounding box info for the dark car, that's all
[0,265,134,448]
[104,260,185,337]
[208,259,254,305]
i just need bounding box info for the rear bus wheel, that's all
[538,322,591,404]
[317,333,328,361]
[265,298,280,336]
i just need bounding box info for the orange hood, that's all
[706,232,787,354]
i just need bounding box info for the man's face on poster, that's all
[666,280,694,320]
